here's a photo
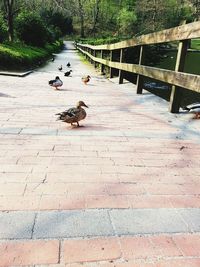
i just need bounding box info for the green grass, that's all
[0,41,63,70]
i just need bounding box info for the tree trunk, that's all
[78,0,85,37]
[90,0,101,35]
[4,0,14,42]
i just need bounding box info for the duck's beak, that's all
[84,103,89,108]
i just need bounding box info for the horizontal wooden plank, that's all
[77,47,200,93]
[77,21,200,50]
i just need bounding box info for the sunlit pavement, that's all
[0,41,200,266]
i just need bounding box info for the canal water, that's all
[156,50,200,75]
[143,49,200,106]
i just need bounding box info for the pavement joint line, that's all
[58,239,62,264]
[0,232,200,241]
[31,213,38,239]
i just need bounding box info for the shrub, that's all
[15,12,49,47]
[0,41,63,70]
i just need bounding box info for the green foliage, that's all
[15,12,50,47]
[76,36,122,45]
[0,41,63,70]
[134,0,194,34]
[0,13,8,43]
[164,0,194,28]
[117,8,137,35]
[41,10,73,35]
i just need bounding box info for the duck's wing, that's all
[66,107,80,117]
[56,107,79,120]
[49,79,56,85]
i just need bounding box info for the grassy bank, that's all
[0,40,63,71]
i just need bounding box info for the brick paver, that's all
[0,240,59,266]
[0,41,200,265]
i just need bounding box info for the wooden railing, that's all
[76,21,200,113]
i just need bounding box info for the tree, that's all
[1,0,22,41]
[189,0,200,20]
[117,8,137,36]
[41,9,73,35]
[0,12,8,42]
[134,0,193,35]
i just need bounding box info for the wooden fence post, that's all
[110,50,114,78]
[100,50,105,74]
[88,48,91,63]
[85,47,88,60]
[169,39,188,113]
[90,48,93,64]
[136,45,145,94]
[119,49,125,84]
[94,50,98,68]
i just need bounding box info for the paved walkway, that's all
[0,41,200,266]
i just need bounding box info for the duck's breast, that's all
[53,79,63,87]
[78,108,87,121]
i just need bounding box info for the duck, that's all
[58,65,62,71]
[67,62,71,67]
[183,103,200,119]
[56,101,88,127]
[49,76,63,90]
[82,75,91,85]
[51,56,55,62]
[64,70,72,77]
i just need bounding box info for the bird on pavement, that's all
[82,75,91,85]
[49,76,63,90]
[58,65,62,71]
[56,101,88,127]
[67,62,71,67]
[64,70,72,77]
[183,103,200,119]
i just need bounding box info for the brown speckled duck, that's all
[56,101,88,126]
[82,75,91,85]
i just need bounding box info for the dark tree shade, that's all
[15,12,50,47]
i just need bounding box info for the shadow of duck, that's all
[0,92,15,98]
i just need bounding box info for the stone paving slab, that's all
[0,208,200,239]
[0,211,35,239]
[179,208,200,232]
[110,209,190,235]
[34,210,114,238]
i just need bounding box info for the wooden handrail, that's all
[77,47,200,94]
[77,21,200,51]
[76,21,200,113]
